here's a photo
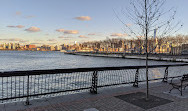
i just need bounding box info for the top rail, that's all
[0,64,188,77]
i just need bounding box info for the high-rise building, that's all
[55,45,60,51]
[12,43,16,50]
[8,43,11,49]
[3,43,6,49]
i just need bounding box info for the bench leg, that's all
[169,87,174,93]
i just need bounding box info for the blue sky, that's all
[0,0,188,45]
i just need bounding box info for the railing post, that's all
[90,71,98,94]
[162,67,168,82]
[25,75,30,105]
[133,69,139,87]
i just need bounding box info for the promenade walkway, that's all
[1,81,188,111]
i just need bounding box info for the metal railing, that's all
[0,64,188,104]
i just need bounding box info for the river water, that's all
[0,51,182,72]
[0,51,188,103]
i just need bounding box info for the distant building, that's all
[50,46,55,51]
[55,45,60,51]
[0,45,3,50]
[3,43,6,49]
[26,45,36,49]
[12,43,16,50]
[8,43,11,49]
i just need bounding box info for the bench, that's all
[169,74,188,96]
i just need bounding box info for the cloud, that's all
[16,11,21,15]
[20,40,28,42]
[62,38,70,40]
[30,43,41,45]
[58,36,64,38]
[56,29,64,32]
[79,35,89,38]
[16,25,24,28]
[58,36,73,39]
[64,30,79,34]
[75,16,91,21]
[110,33,127,37]
[48,39,57,42]
[7,25,16,28]
[25,15,35,19]
[7,25,24,28]
[8,38,22,41]
[88,33,96,35]
[58,37,71,40]
[56,29,79,34]
[0,38,28,43]
[25,26,40,32]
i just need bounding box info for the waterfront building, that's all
[3,43,6,49]
[12,43,16,50]
[8,43,11,50]
[26,45,36,49]
[50,46,55,51]
[0,45,3,50]
[55,45,60,51]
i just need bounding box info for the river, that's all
[0,51,182,72]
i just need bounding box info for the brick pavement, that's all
[1,82,188,111]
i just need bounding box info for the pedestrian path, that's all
[1,81,188,111]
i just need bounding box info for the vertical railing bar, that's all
[121,70,124,83]
[82,72,84,89]
[111,70,114,85]
[64,73,66,93]
[14,76,16,101]
[1,77,3,103]
[53,74,57,93]
[118,70,120,84]
[80,72,82,89]
[117,70,119,84]
[44,74,46,94]
[73,72,76,88]
[7,77,8,101]
[113,70,115,85]
[51,75,53,95]
[31,76,33,100]
[88,72,90,88]
[19,76,20,101]
[34,75,36,95]
[11,77,12,102]
[48,74,50,92]
[67,73,68,91]
[41,75,43,97]
[57,74,59,94]
[81,72,82,89]
[25,74,30,105]
[61,74,63,91]
[23,76,24,96]
[60,74,62,92]
[122,70,124,83]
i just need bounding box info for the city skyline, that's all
[0,0,188,45]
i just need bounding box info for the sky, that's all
[0,0,188,45]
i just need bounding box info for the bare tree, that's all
[114,0,183,100]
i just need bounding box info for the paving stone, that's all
[3,82,188,111]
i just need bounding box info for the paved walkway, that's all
[1,81,188,111]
